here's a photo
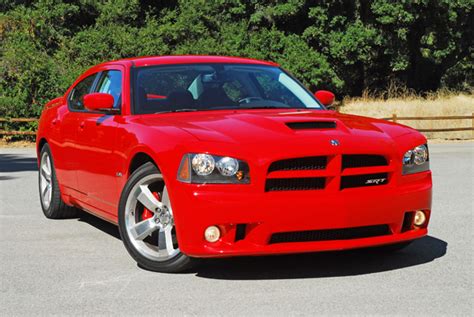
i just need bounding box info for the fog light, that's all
[204,226,221,243]
[414,210,426,226]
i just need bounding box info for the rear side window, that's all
[68,74,96,111]
[95,70,122,108]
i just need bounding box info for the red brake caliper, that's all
[142,192,161,220]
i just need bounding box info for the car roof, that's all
[99,55,279,68]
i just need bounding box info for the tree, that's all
[1,0,472,120]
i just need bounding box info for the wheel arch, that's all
[128,152,159,177]
[36,138,48,162]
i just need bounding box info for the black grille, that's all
[340,173,388,190]
[286,121,336,130]
[268,156,327,172]
[342,155,388,169]
[265,177,325,191]
[401,212,415,232]
[269,225,391,244]
[235,224,247,242]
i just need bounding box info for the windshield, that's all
[133,64,323,114]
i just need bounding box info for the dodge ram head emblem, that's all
[330,139,340,146]
[365,178,387,185]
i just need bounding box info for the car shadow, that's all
[0,175,16,181]
[77,211,121,240]
[193,236,447,280]
[75,212,447,280]
[0,154,38,173]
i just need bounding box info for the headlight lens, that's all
[178,153,250,184]
[216,157,239,176]
[191,154,215,176]
[413,144,428,165]
[402,144,429,175]
[403,150,414,166]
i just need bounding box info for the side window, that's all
[68,74,96,111]
[95,70,122,108]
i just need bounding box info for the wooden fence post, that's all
[392,113,397,123]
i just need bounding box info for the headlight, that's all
[413,144,428,165]
[402,144,429,175]
[216,157,239,176]
[178,153,250,184]
[191,154,215,176]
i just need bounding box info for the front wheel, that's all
[118,162,195,273]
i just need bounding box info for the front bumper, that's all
[171,171,432,258]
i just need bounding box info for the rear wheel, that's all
[118,162,195,273]
[38,144,78,219]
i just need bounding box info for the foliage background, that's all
[1,0,473,119]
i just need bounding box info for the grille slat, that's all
[265,177,325,192]
[269,225,391,244]
[342,155,388,169]
[340,173,388,190]
[268,156,327,172]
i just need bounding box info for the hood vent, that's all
[286,121,336,130]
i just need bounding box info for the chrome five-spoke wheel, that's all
[38,143,77,219]
[119,162,194,272]
[39,151,53,210]
[124,173,180,261]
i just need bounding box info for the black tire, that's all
[38,143,78,219]
[118,162,195,273]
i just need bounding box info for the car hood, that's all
[140,109,416,146]
[131,109,421,158]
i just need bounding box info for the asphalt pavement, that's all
[0,143,472,316]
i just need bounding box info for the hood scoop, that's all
[286,121,337,130]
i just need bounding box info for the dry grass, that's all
[340,93,474,139]
[0,139,35,148]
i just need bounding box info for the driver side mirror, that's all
[83,93,119,114]
[314,90,335,108]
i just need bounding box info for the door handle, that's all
[79,121,85,129]
[52,118,59,125]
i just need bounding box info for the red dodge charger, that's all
[36,56,432,272]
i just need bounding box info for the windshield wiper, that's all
[154,108,198,114]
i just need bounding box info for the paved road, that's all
[0,143,472,316]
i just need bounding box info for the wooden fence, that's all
[381,113,474,135]
[0,117,37,136]
[1,114,474,137]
